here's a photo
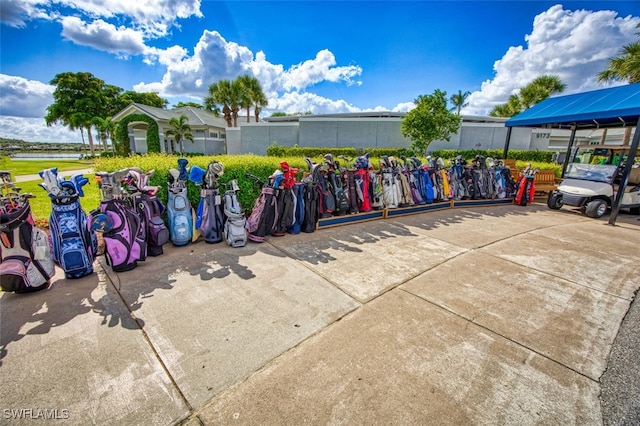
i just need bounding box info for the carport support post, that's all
[561,125,577,178]
[609,118,640,226]
[502,127,512,160]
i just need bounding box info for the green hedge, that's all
[94,154,311,215]
[93,151,561,217]
[428,149,555,162]
[266,145,414,159]
[114,114,161,156]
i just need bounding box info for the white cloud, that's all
[391,102,415,113]
[135,30,364,115]
[1,0,202,37]
[266,92,361,115]
[0,74,54,117]
[464,5,640,115]
[60,17,148,57]
[0,0,51,27]
[282,49,362,91]
[0,116,83,143]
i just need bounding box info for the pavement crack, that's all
[98,257,194,413]
[400,288,600,384]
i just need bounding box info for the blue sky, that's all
[1,0,639,143]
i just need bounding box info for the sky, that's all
[0,0,639,143]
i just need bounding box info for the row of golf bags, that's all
[278,153,519,217]
[87,158,248,275]
[0,159,249,293]
[230,153,526,243]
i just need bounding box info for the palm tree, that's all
[519,75,566,109]
[165,114,194,155]
[449,90,470,115]
[490,75,565,117]
[237,75,254,123]
[205,80,243,127]
[597,24,640,84]
[92,116,115,152]
[236,75,268,122]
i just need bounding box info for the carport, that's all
[503,83,640,225]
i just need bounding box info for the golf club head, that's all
[177,158,189,181]
[168,168,180,185]
[40,168,60,196]
[189,165,206,186]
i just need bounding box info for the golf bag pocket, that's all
[222,189,246,247]
[1,211,54,293]
[1,257,47,293]
[149,216,169,248]
[98,200,144,272]
[49,199,97,278]
[135,194,169,256]
[167,189,192,246]
[198,189,224,244]
[224,217,246,247]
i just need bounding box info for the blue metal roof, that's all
[505,83,640,129]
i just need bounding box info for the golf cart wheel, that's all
[630,207,640,215]
[547,192,563,210]
[585,199,608,218]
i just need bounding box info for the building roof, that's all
[505,83,640,129]
[263,111,507,124]
[113,103,227,128]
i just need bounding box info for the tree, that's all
[237,75,268,122]
[204,80,236,127]
[597,23,640,84]
[117,91,168,109]
[45,72,110,156]
[206,76,268,126]
[92,116,115,152]
[164,114,194,155]
[401,89,461,154]
[449,90,471,115]
[173,101,204,109]
[490,75,566,117]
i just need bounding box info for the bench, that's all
[503,159,519,182]
[534,169,558,194]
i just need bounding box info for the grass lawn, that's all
[4,159,95,176]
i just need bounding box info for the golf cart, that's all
[547,161,640,218]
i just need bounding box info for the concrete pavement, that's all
[1,202,639,425]
[12,168,95,183]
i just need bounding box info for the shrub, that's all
[266,145,414,159]
[428,149,554,163]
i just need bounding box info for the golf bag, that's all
[354,154,373,212]
[516,166,538,206]
[301,159,320,233]
[289,182,305,234]
[40,168,98,278]
[1,171,55,293]
[338,156,360,214]
[380,155,401,208]
[124,168,169,256]
[419,165,435,203]
[222,180,247,247]
[323,154,349,216]
[491,159,508,199]
[273,162,297,236]
[93,170,146,272]
[167,158,193,246]
[191,162,225,244]
[245,173,278,242]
